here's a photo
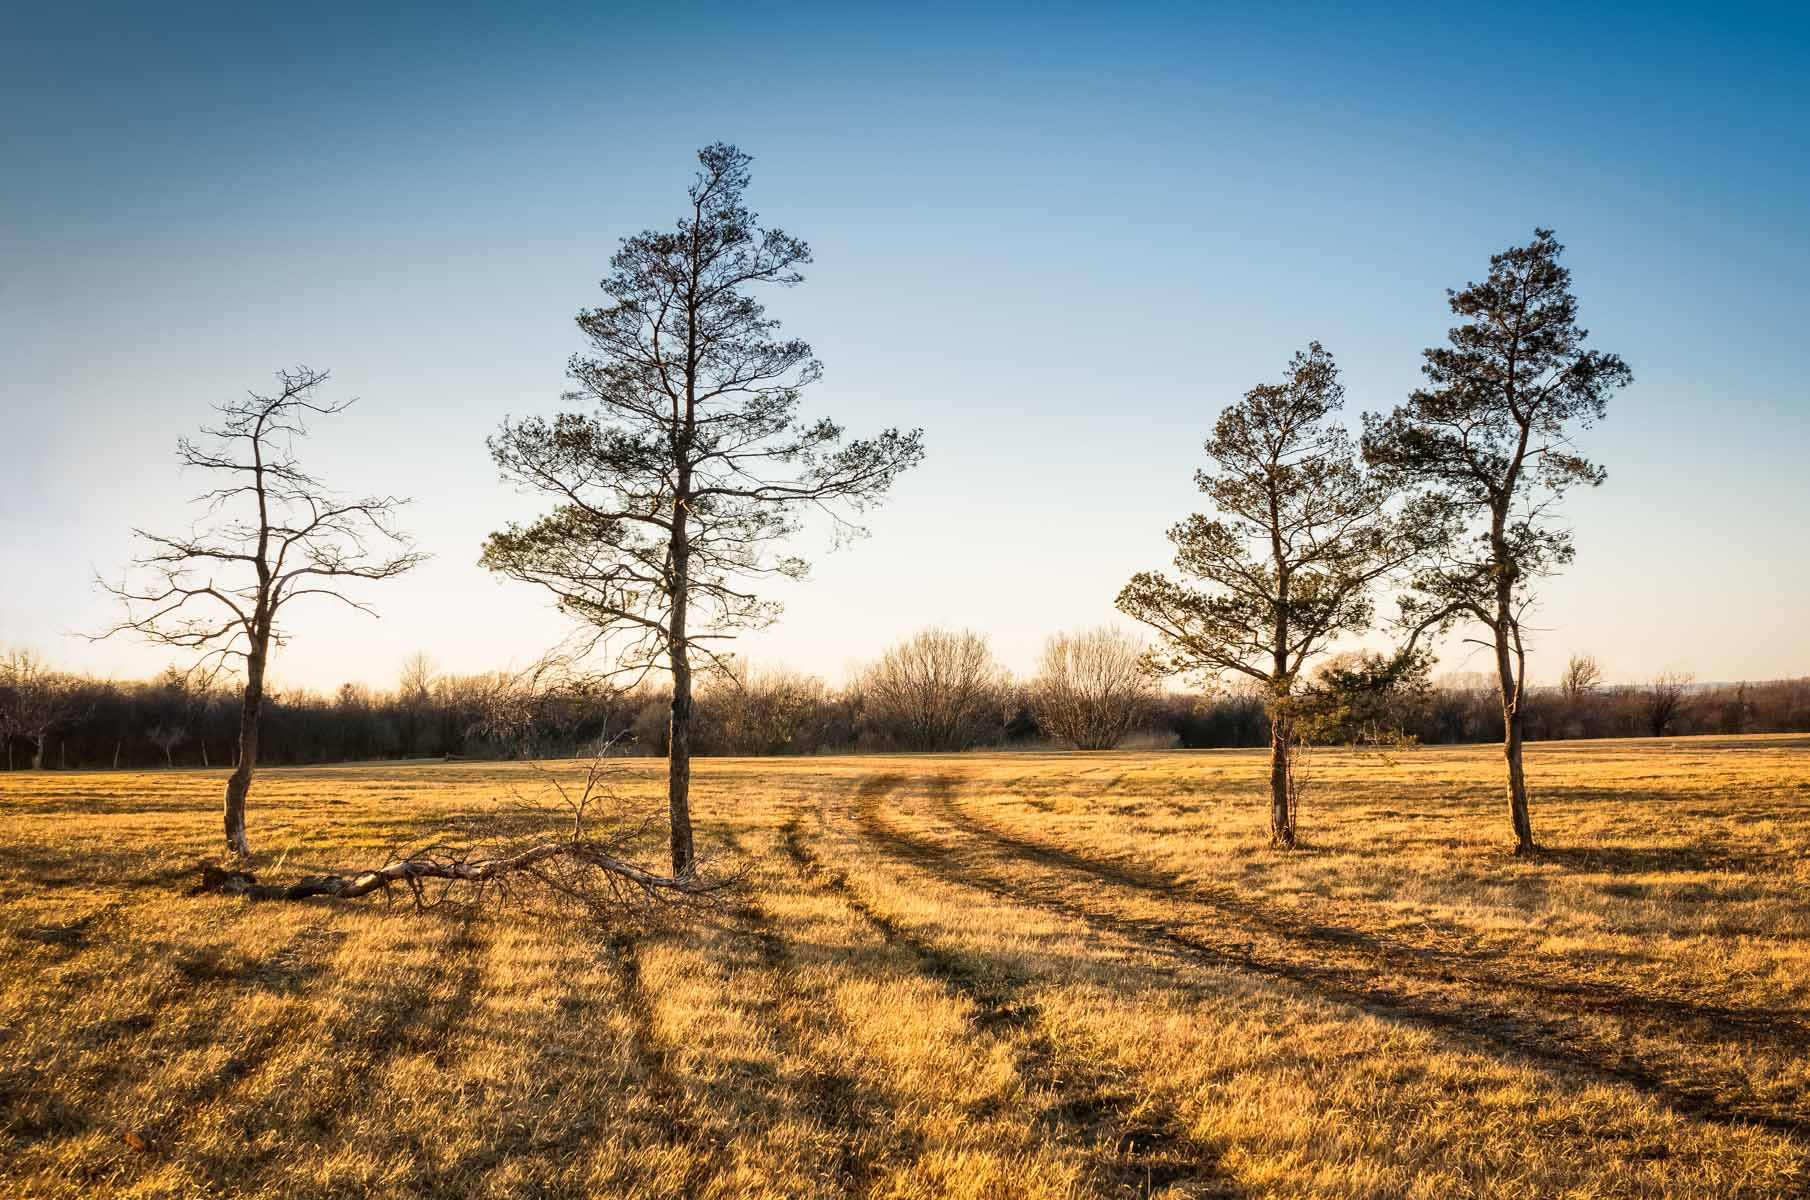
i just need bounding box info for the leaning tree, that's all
[483,144,924,875]
[1363,229,1630,855]
[1118,343,1437,847]
[101,367,424,855]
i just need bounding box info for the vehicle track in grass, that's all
[780,798,1239,1198]
[842,772,1810,1145]
[931,776,1810,1051]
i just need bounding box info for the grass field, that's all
[3,737,1809,1198]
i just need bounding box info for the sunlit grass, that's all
[2,737,1807,1196]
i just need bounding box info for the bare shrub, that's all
[1028,627,1155,750]
[702,663,836,756]
[856,628,1009,751]
[1644,672,1695,737]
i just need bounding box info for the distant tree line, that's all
[4,638,1805,771]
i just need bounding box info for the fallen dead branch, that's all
[191,740,736,919]
[194,842,714,905]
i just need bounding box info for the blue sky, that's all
[3,1,1806,691]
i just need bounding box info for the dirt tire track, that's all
[785,803,1239,1197]
[934,778,1810,1050]
[843,775,1810,1145]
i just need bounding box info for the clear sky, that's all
[3,1,1807,693]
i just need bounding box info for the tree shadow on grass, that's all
[1535,843,1764,875]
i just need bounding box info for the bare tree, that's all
[146,723,188,767]
[398,651,438,703]
[1644,671,1695,737]
[1119,344,1438,847]
[1559,653,1603,703]
[141,662,224,769]
[856,628,1009,752]
[0,657,22,771]
[0,651,80,770]
[1719,682,1755,735]
[1364,230,1632,855]
[99,368,425,855]
[482,145,923,875]
[1028,627,1155,750]
[397,650,439,757]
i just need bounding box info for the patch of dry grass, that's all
[2,737,1807,1196]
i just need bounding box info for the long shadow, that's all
[728,879,908,1195]
[724,820,923,1191]
[170,912,486,1184]
[596,929,721,1190]
[929,779,1810,1052]
[3,840,211,893]
[1536,843,1772,875]
[1,917,340,1158]
[845,780,1810,1145]
[783,810,1240,1198]
[9,900,130,959]
[426,926,716,1195]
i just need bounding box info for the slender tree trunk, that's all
[1493,619,1535,855]
[666,512,694,876]
[1268,498,1295,850]
[1502,699,1532,852]
[224,649,266,856]
[1268,708,1294,848]
[1488,505,1536,854]
[665,246,703,878]
[667,645,694,874]
[31,735,45,771]
[201,740,209,768]
[114,741,121,769]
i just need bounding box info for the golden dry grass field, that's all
[4,736,1810,1198]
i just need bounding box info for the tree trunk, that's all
[31,735,45,771]
[1489,507,1536,855]
[1502,701,1533,853]
[666,662,691,879]
[201,740,209,768]
[666,495,695,875]
[113,741,121,769]
[1268,709,1294,848]
[1267,504,1294,849]
[1493,618,1535,855]
[224,650,265,856]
